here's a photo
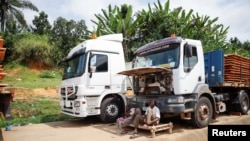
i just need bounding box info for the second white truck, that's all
[119,35,250,128]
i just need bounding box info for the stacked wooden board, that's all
[0,37,15,119]
[224,54,250,87]
[0,38,7,83]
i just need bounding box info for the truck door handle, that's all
[198,76,202,82]
[105,85,110,89]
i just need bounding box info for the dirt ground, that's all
[1,88,250,141]
[13,87,58,99]
[1,111,250,141]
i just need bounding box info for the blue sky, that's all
[25,0,250,42]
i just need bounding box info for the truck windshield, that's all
[62,54,86,80]
[134,43,180,69]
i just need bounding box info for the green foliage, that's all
[5,61,21,69]
[0,32,25,63]
[39,70,56,78]
[11,33,55,67]
[0,0,39,32]
[91,0,229,61]
[0,0,249,65]
[91,4,140,61]
[50,17,89,61]
[222,37,250,58]
[32,11,52,35]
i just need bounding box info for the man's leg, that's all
[132,114,144,134]
[146,107,154,124]
[120,117,132,134]
[146,108,158,125]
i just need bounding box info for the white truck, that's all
[119,35,250,128]
[58,34,128,123]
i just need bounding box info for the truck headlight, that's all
[74,101,80,107]
[167,97,184,104]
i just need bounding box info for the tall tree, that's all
[50,17,88,61]
[0,0,38,32]
[91,0,229,60]
[32,11,51,35]
[135,0,228,53]
[91,4,140,61]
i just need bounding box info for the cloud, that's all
[23,0,249,41]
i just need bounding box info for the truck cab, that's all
[119,35,215,128]
[58,34,127,123]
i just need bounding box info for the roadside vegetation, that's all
[0,64,74,128]
[1,62,62,88]
[0,96,71,128]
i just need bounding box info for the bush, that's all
[39,70,56,78]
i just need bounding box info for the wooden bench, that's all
[129,122,173,138]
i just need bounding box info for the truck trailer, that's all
[118,35,250,128]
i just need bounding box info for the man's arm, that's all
[148,117,160,125]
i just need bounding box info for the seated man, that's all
[119,104,142,134]
[130,99,160,139]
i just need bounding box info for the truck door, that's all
[87,52,111,94]
[180,45,204,93]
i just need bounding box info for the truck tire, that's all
[100,97,120,123]
[236,90,249,115]
[191,97,213,128]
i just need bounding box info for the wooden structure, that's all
[129,122,173,138]
[224,54,250,87]
[0,37,14,119]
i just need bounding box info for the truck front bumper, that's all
[135,95,196,114]
[60,99,88,117]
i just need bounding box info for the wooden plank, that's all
[0,72,7,80]
[224,54,250,84]
[0,38,3,48]
[0,84,8,87]
[219,82,250,87]
[0,48,6,61]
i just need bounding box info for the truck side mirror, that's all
[184,44,193,58]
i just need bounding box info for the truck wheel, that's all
[236,90,249,115]
[191,97,213,128]
[100,97,120,123]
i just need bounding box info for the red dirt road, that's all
[2,112,250,141]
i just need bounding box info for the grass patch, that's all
[0,96,73,128]
[0,64,62,89]
[0,63,73,127]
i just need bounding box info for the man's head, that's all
[149,99,156,108]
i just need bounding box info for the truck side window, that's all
[90,54,108,72]
[183,46,198,72]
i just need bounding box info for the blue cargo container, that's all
[204,50,224,87]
